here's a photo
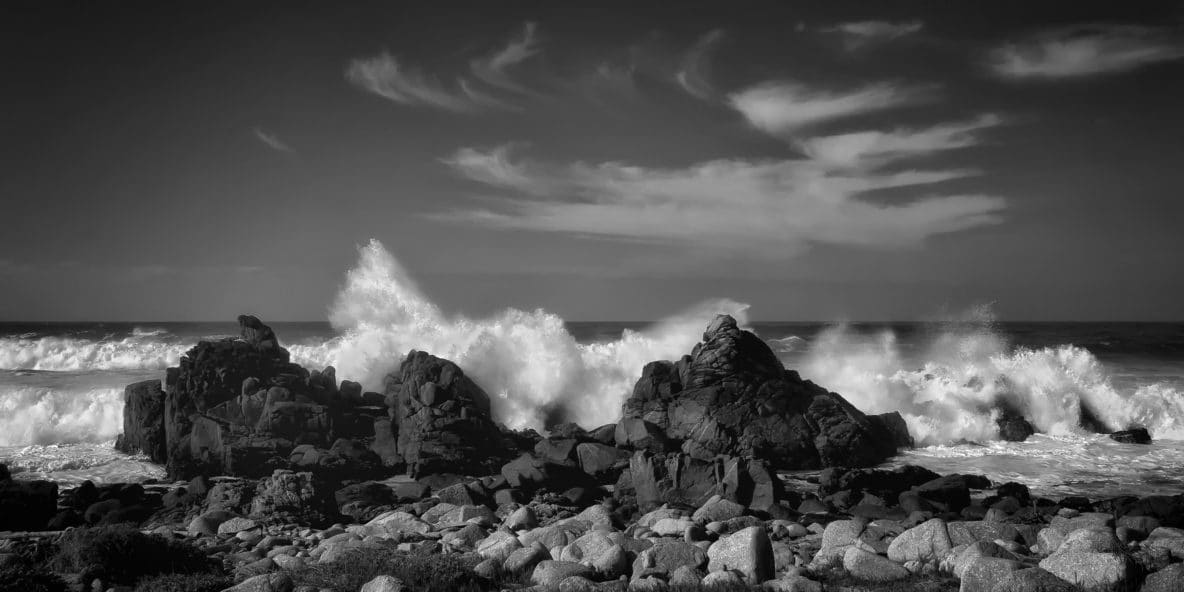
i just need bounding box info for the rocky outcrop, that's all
[117,316,511,481]
[621,315,903,470]
[114,379,167,463]
[384,351,512,477]
[1109,427,1151,444]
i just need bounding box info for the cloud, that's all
[439,135,1004,257]
[345,52,515,113]
[253,127,294,153]
[989,24,1184,79]
[728,81,937,136]
[346,23,541,113]
[799,114,1004,167]
[823,20,924,50]
[676,29,725,100]
[470,22,541,94]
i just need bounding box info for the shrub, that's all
[50,525,218,586]
[133,573,235,592]
[0,565,68,592]
[292,547,494,592]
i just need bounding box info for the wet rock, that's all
[621,315,903,470]
[1109,428,1151,444]
[114,379,167,462]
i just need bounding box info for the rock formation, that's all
[621,314,902,470]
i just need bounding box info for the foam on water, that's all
[796,317,1184,446]
[0,385,125,446]
[0,441,166,485]
[291,239,749,431]
[0,333,189,371]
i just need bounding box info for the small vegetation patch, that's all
[132,572,235,592]
[292,547,501,592]
[49,525,219,586]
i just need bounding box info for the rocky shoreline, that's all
[1,315,1179,592]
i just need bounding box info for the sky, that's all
[2,0,1184,322]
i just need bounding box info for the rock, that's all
[868,411,914,448]
[239,315,280,350]
[249,470,336,526]
[365,511,432,536]
[960,557,1024,592]
[913,475,972,512]
[387,351,511,476]
[614,417,671,452]
[359,575,403,592]
[576,443,630,480]
[188,510,236,535]
[1038,548,1133,592]
[887,518,953,566]
[621,315,902,470]
[1140,563,1184,592]
[703,570,746,587]
[0,479,57,531]
[764,574,823,592]
[811,519,862,568]
[532,561,594,586]
[477,531,523,563]
[693,495,746,523]
[505,506,538,530]
[706,526,774,584]
[988,567,1078,592]
[223,572,294,592]
[114,379,167,463]
[996,407,1036,442]
[1109,428,1151,444]
[842,546,910,582]
[632,541,707,580]
[650,517,696,537]
[505,544,550,573]
[218,516,259,535]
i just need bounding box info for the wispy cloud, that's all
[470,22,541,95]
[989,24,1184,79]
[346,23,541,113]
[253,127,294,153]
[439,135,1004,258]
[728,81,937,136]
[345,52,515,113]
[799,114,1004,167]
[676,29,725,100]
[822,20,924,51]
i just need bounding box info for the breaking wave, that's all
[0,386,125,446]
[0,334,190,371]
[292,239,748,431]
[797,317,1184,446]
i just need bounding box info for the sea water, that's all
[2,241,1182,497]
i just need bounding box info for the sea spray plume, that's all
[312,239,750,430]
[797,309,1184,444]
[0,386,124,446]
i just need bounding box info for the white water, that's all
[797,322,1184,446]
[0,334,189,371]
[291,239,749,431]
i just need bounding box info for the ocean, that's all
[2,242,1183,499]
[3,318,1183,499]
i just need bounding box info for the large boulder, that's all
[248,469,337,526]
[385,350,511,476]
[620,315,903,470]
[1109,428,1151,444]
[114,379,167,462]
[621,451,779,512]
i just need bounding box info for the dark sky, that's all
[3,1,1183,321]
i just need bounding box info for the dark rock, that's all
[63,480,100,510]
[620,315,903,470]
[534,438,579,465]
[238,314,280,351]
[997,482,1032,506]
[84,499,124,524]
[587,424,617,445]
[1109,428,1151,444]
[913,475,973,513]
[548,423,588,441]
[0,464,8,481]
[248,469,337,527]
[614,417,671,452]
[1078,402,1111,433]
[576,443,630,481]
[501,453,596,492]
[868,411,914,448]
[114,379,167,462]
[996,407,1035,442]
[335,482,397,522]
[386,350,512,477]
[436,482,485,506]
[818,465,942,500]
[0,479,57,531]
[621,450,778,513]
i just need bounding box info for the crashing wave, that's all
[0,335,190,371]
[0,386,125,446]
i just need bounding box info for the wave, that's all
[0,386,125,446]
[797,318,1184,446]
[0,334,192,371]
[293,239,749,432]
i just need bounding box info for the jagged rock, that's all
[868,411,914,448]
[114,379,167,462]
[818,465,941,499]
[576,443,630,480]
[0,479,57,531]
[1110,428,1151,444]
[621,315,903,470]
[997,407,1036,442]
[239,315,280,351]
[386,350,511,476]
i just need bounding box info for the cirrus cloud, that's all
[989,24,1184,79]
[728,81,938,136]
